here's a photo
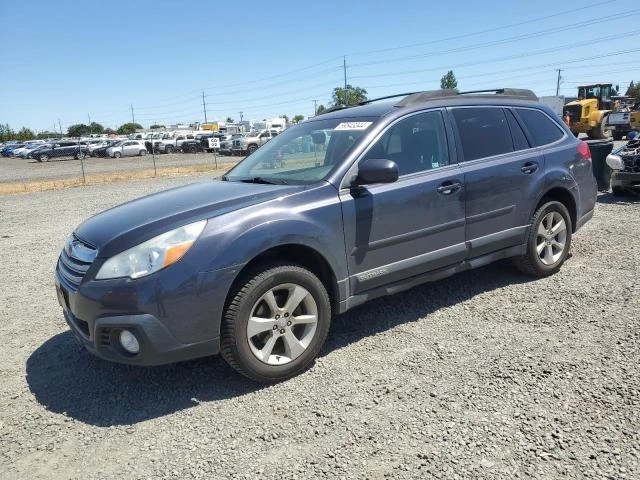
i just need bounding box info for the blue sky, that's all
[1,0,639,132]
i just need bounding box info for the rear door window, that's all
[505,109,530,151]
[515,108,565,146]
[451,107,513,161]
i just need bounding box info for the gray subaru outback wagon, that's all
[55,89,597,382]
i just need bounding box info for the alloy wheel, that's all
[537,211,567,266]
[246,283,318,365]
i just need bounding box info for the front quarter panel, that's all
[189,182,348,283]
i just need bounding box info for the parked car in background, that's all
[232,129,278,155]
[20,143,51,159]
[12,143,43,157]
[218,133,238,155]
[606,138,640,195]
[107,140,147,158]
[90,140,121,158]
[34,142,87,162]
[1,143,26,157]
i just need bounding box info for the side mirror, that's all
[353,159,398,186]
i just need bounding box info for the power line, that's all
[351,32,640,80]
[345,0,616,58]
[350,10,637,69]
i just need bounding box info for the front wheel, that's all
[38,154,49,162]
[612,186,625,196]
[165,145,174,154]
[75,152,85,160]
[247,145,258,154]
[221,263,331,383]
[139,149,147,156]
[513,201,572,277]
[113,151,122,158]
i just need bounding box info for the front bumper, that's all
[611,171,640,190]
[54,261,239,366]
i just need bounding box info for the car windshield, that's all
[224,117,376,184]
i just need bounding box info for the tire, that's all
[247,145,258,154]
[139,149,147,156]
[513,200,572,277]
[221,263,331,383]
[38,154,49,162]
[612,131,624,141]
[114,151,122,158]
[589,116,610,140]
[612,186,625,196]
[165,145,174,154]
[75,152,85,160]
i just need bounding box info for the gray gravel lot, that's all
[0,174,638,479]
[0,152,240,183]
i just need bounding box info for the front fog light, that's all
[119,329,140,354]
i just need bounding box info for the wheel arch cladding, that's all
[536,187,577,232]
[225,244,340,316]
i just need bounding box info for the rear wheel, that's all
[113,151,122,158]
[221,263,331,383]
[165,145,174,154]
[75,152,85,160]
[513,201,572,277]
[38,154,49,162]
[247,144,258,154]
[139,149,147,156]
[612,186,625,196]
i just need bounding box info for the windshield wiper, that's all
[238,177,287,185]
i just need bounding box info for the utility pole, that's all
[202,90,208,124]
[313,99,318,115]
[58,119,63,136]
[343,56,348,106]
[239,111,243,122]
[130,104,136,126]
[88,113,92,135]
[555,69,562,96]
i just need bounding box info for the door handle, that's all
[437,181,462,195]
[521,161,539,174]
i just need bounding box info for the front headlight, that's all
[95,220,207,280]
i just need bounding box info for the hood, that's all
[75,180,301,257]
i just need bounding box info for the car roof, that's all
[313,88,543,122]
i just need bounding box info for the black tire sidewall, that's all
[224,265,331,381]
[527,201,572,274]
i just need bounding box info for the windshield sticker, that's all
[335,122,373,131]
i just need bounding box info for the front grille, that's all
[57,236,96,290]
[565,105,582,124]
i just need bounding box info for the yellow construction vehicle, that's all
[563,83,613,139]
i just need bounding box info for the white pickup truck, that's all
[231,129,279,155]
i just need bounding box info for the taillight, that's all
[577,141,591,161]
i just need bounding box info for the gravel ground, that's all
[0,152,241,183]
[0,174,638,479]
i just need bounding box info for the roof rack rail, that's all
[395,88,538,107]
[358,92,422,105]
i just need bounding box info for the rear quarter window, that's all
[516,108,565,146]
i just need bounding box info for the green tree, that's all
[89,122,105,134]
[316,104,326,115]
[625,81,640,99]
[440,70,458,90]
[226,117,234,123]
[332,85,368,106]
[116,122,143,135]
[0,124,15,142]
[36,131,58,139]
[292,114,305,124]
[67,124,91,137]
[149,124,165,130]
[16,127,35,141]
